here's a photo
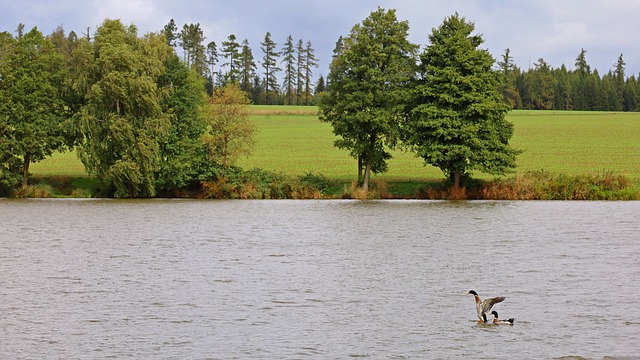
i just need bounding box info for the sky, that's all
[3,0,640,79]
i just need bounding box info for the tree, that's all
[522,58,556,109]
[0,27,68,190]
[221,34,241,83]
[155,54,208,194]
[238,39,257,94]
[202,83,255,168]
[315,75,326,94]
[296,38,305,105]
[319,7,417,191]
[206,41,218,95]
[572,48,591,110]
[497,48,520,108]
[72,20,173,197]
[406,13,519,188]
[163,19,178,47]
[260,32,280,104]
[281,35,296,104]
[303,40,319,105]
[612,53,625,110]
[180,23,207,76]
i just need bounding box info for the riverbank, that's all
[17,170,640,200]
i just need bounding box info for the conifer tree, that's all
[303,40,319,105]
[239,39,257,95]
[163,19,178,47]
[260,32,280,104]
[281,35,296,105]
[406,13,519,188]
[296,39,305,105]
[206,41,218,94]
[221,34,241,83]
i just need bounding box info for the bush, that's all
[199,167,334,199]
[15,184,54,198]
[480,170,639,200]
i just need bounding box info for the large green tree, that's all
[0,27,68,191]
[406,13,519,188]
[72,20,174,197]
[319,7,417,191]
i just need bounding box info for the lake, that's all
[1,199,639,359]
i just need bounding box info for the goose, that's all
[467,290,505,322]
[491,310,514,325]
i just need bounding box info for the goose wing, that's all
[480,296,505,314]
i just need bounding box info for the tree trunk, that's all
[362,157,372,192]
[452,170,461,189]
[22,152,31,189]
[357,155,363,186]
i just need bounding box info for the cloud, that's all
[2,0,640,76]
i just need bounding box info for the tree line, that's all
[499,48,640,111]
[0,20,260,197]
[163,19,320,105]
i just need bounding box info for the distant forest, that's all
[4,20,640,110]
[498,48,640,111]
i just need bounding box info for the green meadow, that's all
[31,108,640,183]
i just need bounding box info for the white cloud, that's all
[2,0,640,75]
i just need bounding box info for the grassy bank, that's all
[27,108,640,199]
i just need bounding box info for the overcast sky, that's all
[3,0,640,78]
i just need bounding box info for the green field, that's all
[30,109,640,182]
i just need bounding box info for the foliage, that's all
[406,13,519,188]
[200,167,334,199]
[320,7,418,191]
[179,23,207,76]
[480,170,639,200]
[155,54,209,194]
[0,27,69,191]
[72,20,174,197]
[202,83,256,168]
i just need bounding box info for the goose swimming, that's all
[467,290,505,322]
[490,310,514,325]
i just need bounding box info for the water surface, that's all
[1,199,639,359]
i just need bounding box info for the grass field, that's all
[30,108,640,182]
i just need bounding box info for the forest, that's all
[498,48,640,111]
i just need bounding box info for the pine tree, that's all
[260,32,280,104]
[303,40,319,105]
[206,41,218,95]
[406,13,519,188]
[239,39,257,95]
[221,34,241,83]
[613,53,626,110]
[296,39,305,105]
[179,23,207,76]
[497,48,520,108]
[281,35,296,105]
[163,19,178,47]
